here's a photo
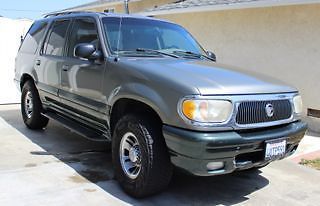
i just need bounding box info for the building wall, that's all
[156,4,320,131]
[0,17,33,104]
[85,0,175,13]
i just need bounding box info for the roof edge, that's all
[140,0,320,16]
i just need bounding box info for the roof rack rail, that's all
[43,11,91,18]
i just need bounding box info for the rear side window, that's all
[44,20,70,56]
[19,21,48,54]
[67,18,100,57]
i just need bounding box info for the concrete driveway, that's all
[0,104,319,206]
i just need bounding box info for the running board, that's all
[43,111,108,142]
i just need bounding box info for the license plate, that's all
[265,139,286,160]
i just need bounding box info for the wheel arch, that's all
[110,98,164,136]
[20,73,35,90]
[108,83,172,134]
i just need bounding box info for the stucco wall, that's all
[86,0,175,13]
[156,4,320,131]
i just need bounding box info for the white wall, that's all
[0,17,33,104]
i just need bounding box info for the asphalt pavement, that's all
[0,104,319,206]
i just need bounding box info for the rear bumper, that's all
[162,121,307,176]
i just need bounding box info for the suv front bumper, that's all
[162,121,307,176]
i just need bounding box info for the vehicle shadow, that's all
[0,107,269,205]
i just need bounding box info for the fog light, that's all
[206,162,224,171]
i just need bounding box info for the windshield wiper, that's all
[136,48,179,58]
[172,50,213,61]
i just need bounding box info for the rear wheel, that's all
[112,114,172,197]
[21,80,49,129]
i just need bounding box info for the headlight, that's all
[293,95,303,114]
[181,99,233,123]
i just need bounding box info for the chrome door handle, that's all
[35,59,41,66]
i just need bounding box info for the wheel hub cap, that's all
[120,132,142,179]
[24,91,33,119]
[129,145,140,163]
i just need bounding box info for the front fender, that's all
[108,83,171,124]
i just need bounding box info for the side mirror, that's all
[206,51,216,62]
[74,43,102,60]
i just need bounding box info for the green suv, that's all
[15,12,307,197]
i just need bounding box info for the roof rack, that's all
[43,11,92,18]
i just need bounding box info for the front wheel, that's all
[112,114,172,197]
[21,80,49,129]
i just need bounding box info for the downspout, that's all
[124,0,130,14]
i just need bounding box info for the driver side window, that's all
[67,18,100,58]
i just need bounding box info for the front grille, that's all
[236,100,292,125]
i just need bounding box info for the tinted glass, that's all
[67,18,100,57]
[44,20,70,56]
[103,17,120,52]
[20,21,48,54]
[102,17,205,55]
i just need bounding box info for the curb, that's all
[290,150,320,163]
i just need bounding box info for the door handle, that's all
[62,65,70,71]
[35,59,41,66]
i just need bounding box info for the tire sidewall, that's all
[21,81,48,129]
[112,114,172,197]
[112,115,153,191]
[21,82,34,124]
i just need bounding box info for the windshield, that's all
[102,17,207,57]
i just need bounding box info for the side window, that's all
[67,18,100,57]
[19,21,48,54]
[44,20,70,56]
[103,17,121,52]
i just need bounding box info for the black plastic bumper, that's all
[162,121,307,176]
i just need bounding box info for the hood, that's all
[120,57,297,95]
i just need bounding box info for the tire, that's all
[21,80,49,130]
[112,114,172,197]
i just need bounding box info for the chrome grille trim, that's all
[236,100,292,125]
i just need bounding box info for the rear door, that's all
[60,17,106,120]
[36,19,71,104]
[15,20,48,90]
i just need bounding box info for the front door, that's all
[60,17,106,121]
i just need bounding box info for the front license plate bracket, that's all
[265,139,286,161]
